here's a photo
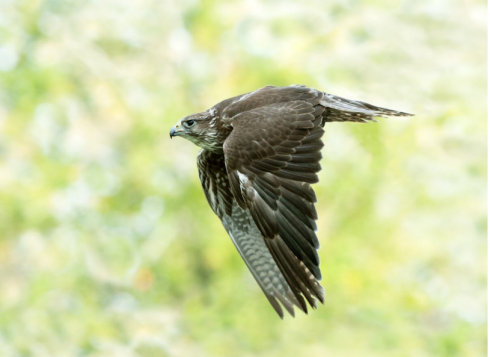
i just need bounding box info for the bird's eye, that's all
[184,120,196,128]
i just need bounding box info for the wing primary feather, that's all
[277,201,320,264]
[253,182,278,210]
[273,237,325,304]
[280,189,318,227]
[266,237,321,310]
[279,179,317,203]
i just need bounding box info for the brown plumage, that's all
[170,85,412,318]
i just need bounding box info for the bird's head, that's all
[170,108,223,150]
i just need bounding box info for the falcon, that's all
[170,85,412,318]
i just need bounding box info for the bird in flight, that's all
[170,85,412,318]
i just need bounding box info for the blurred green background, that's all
[0,0,486,356]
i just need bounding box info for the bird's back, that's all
[218,85,411,127]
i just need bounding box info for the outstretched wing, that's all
[197,150,306,318]
[223,100,326,315]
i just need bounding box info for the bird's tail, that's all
[319,93,413,124]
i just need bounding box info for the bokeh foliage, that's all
[0,0,486,356]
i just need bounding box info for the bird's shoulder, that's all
[216,85,323,122]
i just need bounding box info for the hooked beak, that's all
[169,123,183,139]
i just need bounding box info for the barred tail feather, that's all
[320,93,413,124]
